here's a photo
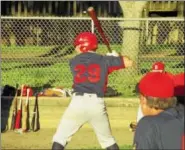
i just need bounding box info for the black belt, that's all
[74,92,84,96]
[74,92,103,98]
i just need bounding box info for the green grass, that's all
[120,145,133,150]
[2,102,137,149]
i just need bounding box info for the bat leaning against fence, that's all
[14,85,24,131]
[31,93,40,132]
[22,88,30,132]
[10,84,19,130]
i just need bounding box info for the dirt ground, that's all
[1,97,139,150]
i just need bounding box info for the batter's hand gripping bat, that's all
[10,84,19,130]
[22,88,30,132]
[14,85,24,129]
[87,7,112,53]
[31,93,40,132]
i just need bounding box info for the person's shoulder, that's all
[137,116,155,128]
[174,72,185,77]
[69,54,80,64]
[102,55,122,62]
[69,56,75,62]
[163,107,184,119]
[138,116,154,123]
[70,53,82,60]
[173,72,185,84]
[135,116,158,135]
[88,52,102,56]
[139,110,176,125]
[138,114,165,127]
[89,52,104,60]
[164,72,174,79]
[91,52,102,56]
[175,104,184,117]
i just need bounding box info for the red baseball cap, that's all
[152,62,165,72]
[139,72,174,98]
[173,73,185,96]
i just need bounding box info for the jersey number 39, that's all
[74,64,101,83]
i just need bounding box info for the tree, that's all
[114,1,147,95]
[118,1,147,75]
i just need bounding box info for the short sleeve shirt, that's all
[69,52,125,97]
[134,107,184,150]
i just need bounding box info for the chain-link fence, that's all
[1,17,184,95]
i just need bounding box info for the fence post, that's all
[91,20,94,33]
[146,19,149,45]
[37,24,39,46]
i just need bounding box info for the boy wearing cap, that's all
[136,62,170,122]
[130,62,168,131]
[133,72,184,149]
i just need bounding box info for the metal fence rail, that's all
[1,17,184,95]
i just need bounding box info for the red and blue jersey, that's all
[69,52,125,97]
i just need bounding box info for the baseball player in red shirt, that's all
[173,72,184,125]
[174,72,185,105]
[174,72,184,150]
[52,32,133,150]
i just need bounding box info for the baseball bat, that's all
[87,7,112,52]
[22,88,30,132]
[14,85,24,129]
[31,94,40,132]
[10,84,19,130]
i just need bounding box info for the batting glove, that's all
[106,50,119,57]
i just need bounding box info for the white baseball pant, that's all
[52,93,116,148]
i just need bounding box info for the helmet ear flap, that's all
[73,32,98,52]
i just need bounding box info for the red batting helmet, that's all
[73,32,98,52]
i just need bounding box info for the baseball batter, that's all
[52,32,133,150]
